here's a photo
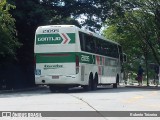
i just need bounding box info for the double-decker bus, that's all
[34,25,125,92]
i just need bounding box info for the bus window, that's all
[118,45,123,62]
[101,41,107,56]
[79,32,85,51]
[111,44,118,58]
[95,38,100,54]
[89,38,96,53]
[103,41,108,56]
[105,42,112,57]
[83,33,95,53]
[85,34,91,52]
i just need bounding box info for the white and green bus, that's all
[34,25,125,92]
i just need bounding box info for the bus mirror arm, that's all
[123,53,127,63]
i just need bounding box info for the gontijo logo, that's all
[37,36,61,42]
[36,33,75,44]
[38,37,61,42]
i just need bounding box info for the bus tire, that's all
[59,87,69,92]
[49,85,57,93]
[83,74,93,91]
[92,73,98,90]
[113,75,119,88]
[113,83,117,88]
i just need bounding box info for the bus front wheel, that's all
[49,85,57,92]
[113,75,119,88]
[83,74,93,91]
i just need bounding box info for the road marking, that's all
[122,90,160,111]
[148,91,158,96]
[140,103,160,109]
[123,95,145,103]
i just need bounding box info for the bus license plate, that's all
[52,76,59,79]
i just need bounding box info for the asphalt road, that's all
[0,85,160,120]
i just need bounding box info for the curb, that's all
[125,85,160,90]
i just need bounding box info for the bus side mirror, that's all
[123,53,127,62]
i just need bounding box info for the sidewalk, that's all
[126,82,160,90]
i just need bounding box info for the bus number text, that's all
[81,55,90,62]
[43,29,59,33]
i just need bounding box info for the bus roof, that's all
[36,25,120,45]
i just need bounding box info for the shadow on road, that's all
[67,85,160,93]
[0,85,159,98]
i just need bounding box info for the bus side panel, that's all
[79,63,98,85]
[95,56,118,84]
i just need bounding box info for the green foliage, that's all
[9,0,81,65]
[40,0,116,32]
[0,0,20,63]
[49,17,81,27]
[103,0,160,81]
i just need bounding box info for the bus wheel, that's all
[83,75,92,91]
[58,87,69,92]
[113,83,117,88]
[113,75,119,88]
[49,85,57,92]
[92,73,98,90]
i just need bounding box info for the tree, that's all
[103,0,160,85]
[0,0,20,64]
[8,0,82,87]
[10,0,81,65]
[40,0,118,32]
[110,0,160,65]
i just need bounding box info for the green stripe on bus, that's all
[36,53,75,63]
[67,33,75,43]
[35,52,96,64]
[35,52,115,66]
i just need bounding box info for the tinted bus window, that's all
[118,45,123,61]
[79,32,85,51]
[79,31,120,58]
[79,32,96,53]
